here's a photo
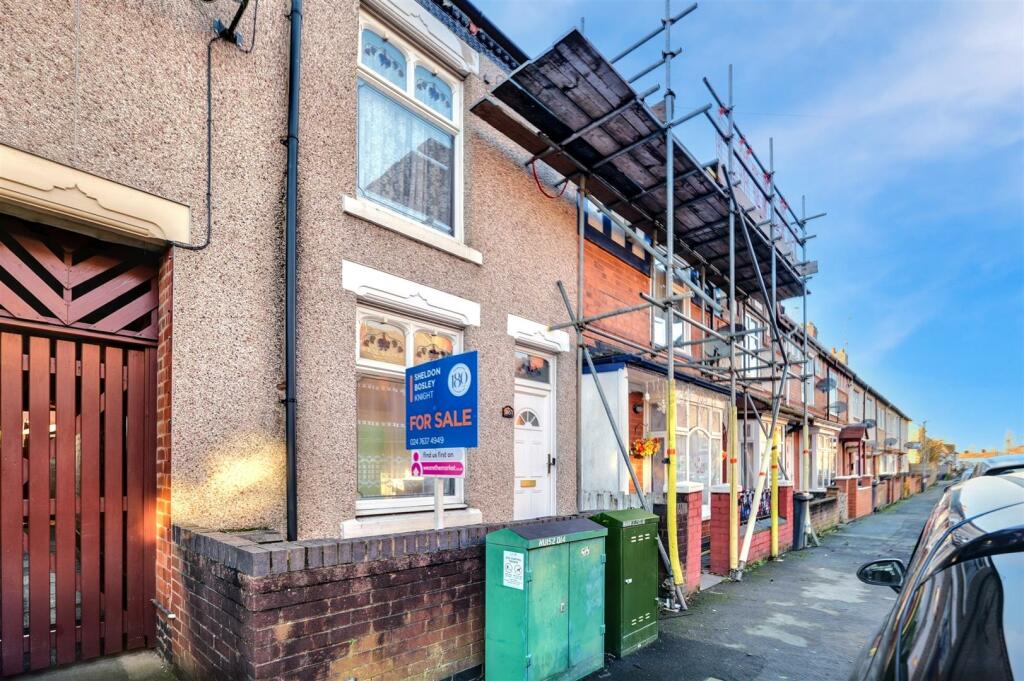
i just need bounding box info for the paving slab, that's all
[20,651,175,681]
[592,485,945,681]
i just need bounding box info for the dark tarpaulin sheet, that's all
[471,29,804,301]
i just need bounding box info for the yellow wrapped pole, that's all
[728,405,739,572]
[666,380,685,591]
[770,426,780,558]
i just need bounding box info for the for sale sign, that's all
[405,351,478,449]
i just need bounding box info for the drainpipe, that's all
[284,0,303,542]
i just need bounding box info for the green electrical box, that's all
[591,509,660,658]
[485,518,608,680]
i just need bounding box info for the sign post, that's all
[406,351,478,530]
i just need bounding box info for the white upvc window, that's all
[851,388,864,424]
[357,13,463,240]
[652,261,692,354]
[812,431,837,490]
[741,312,760,372]
[355,307,464,513]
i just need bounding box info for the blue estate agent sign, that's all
[406,351,478,449]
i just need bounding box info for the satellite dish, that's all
[815,376,837,392]
[884,437,898,446]
[907,442,922,450]
[862,419,876,428]
[833,401,848,414]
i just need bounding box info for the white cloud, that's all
[769,1,1024,190]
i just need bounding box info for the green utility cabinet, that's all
[485,519,608,680]
[591,510,659,657]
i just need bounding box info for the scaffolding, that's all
[472,1,824,606]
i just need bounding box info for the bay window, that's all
[356,308,462,512]
[812,431,837,489]
[357,18,461,237]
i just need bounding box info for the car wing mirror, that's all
[856,558,906,593]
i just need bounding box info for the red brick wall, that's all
[808,494,841,533]
[154,249,175,649]
[161,516,601,681]
[161,526,499,681]
[654,490,703,594]
[582,241,650,347]
[709,486,794,575]
[835,476,873,519]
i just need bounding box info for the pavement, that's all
[593,484,946,681]
[21,651,175,681]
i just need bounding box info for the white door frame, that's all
[514,349,557,517]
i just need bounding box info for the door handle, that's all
[547,455,556,474]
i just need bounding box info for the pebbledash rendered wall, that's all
[4,0,579,534]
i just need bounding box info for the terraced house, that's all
[0,1,919,679]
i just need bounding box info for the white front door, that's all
[513,389,553,520]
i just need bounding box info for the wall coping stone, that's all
[172,514,577,577]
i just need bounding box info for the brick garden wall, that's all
[709,485,794,575]
[834,476,873,520]
[158,518,585,681]
[808,494,841,533]
[653,489,703,594]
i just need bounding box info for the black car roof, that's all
[950,469,1024,523]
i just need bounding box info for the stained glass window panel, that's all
[413,331,453,365]
[360,29,406,88]
[414,65,453,119]
[359,319,405,365]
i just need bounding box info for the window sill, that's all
[340,507,483,538]
[343,195,482,265]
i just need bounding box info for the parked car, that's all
[848,469,1024,680]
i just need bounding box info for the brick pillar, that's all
[709,486,734,576]
[779,482,794,549]
[681,488,703,593]
[153,249,174,660]
[655,484,703,593]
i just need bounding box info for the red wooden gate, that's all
[0,218,158,675]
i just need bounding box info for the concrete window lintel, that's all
[342,258,481,327]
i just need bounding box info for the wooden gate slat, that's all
[0,333,24,676]
[68,266,154,325]
[142,348,157,646]
[54,341,76,665]
[0,242,67,322]
[125,350,145,649]
[79,345,102,660]
[27,337,50,671]
[102,347,124,655]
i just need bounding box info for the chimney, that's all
[805,321,818,339]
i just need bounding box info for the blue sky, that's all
[474,0,1024,451]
